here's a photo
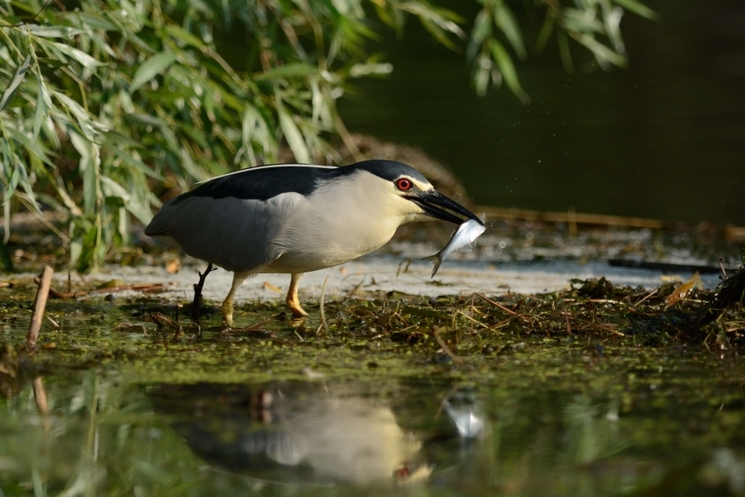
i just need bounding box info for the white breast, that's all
[266,171,407,273]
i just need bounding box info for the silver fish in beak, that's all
[424,217,486,277]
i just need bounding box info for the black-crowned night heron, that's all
[145,160,482,326]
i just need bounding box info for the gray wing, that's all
[145,192,305,273]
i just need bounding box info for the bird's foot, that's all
[286,298,309,319]
[289,315,307,328]
[286,273,308,319]
[221,301,234,328]
[192,262,216,321]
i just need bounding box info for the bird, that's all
[145,159,483,326]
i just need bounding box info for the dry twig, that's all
[27,266,53,350]
[319,276,330,335]
[474,293,518,316]
[432,327,464,366]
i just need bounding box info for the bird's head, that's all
[350,160,484,226]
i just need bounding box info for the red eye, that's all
[396,178,412,191]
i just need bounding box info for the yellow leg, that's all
[221,272,249,327]
[286,273,308,318]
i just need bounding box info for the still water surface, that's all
[339,0,745,225]
[2,341,744,496]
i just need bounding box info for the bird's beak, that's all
[407,191,484,226]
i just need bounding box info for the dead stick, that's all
[319,276,330,335]
[433,327,464,367]
[718,258,728,280]
[237,318,272,332]
[474,293,518,316]
[27,265,53,349]
[455,310,490,330]
[632,288,658,309]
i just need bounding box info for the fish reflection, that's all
[149,382,432,486]
[441,388,486,441]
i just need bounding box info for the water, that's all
[2,346,744,496]
[338,0,745,225]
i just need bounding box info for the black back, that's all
[174,160,428,202]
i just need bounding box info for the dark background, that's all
[339,0,745,225]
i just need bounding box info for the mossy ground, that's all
[1,263,744,388]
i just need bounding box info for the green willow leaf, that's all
[26,25,85,38]
[2,144,18,245]
[74,13,117,31]
[130,51,177,92]
[420,17,459,51]
[471,9,492,45]
[557,29,575,74]
[164,24,206,49]
[100,175,130,201]
[534,11,555,56]
[399,2,464,51]
[473,61,490,97]
[489,40,530,104]
[561,8,605,34]
[51,42,104,69]
[5,125,54,166]
[613,0,659,20]
[574,33,627,67]
[75,223,99,272]
[32,78,47,139]
[494,3,526,59]
[279,108,311,164]
[372,3,394,28]
[70,132,100,214]
[467,9,491,61]
[0,55,31,112]
[602,2,626,55]
[348,62,393,78]
[101,176,152,224]
[255,63,320,80]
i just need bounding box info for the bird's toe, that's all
[288,301,309,318]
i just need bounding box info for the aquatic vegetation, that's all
[1,261,743,390]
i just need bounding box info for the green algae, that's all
[1,269,744,387]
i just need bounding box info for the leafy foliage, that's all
[469,0,658,101]
[0,0,652,271]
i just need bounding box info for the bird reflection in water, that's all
[149,382,434,486]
